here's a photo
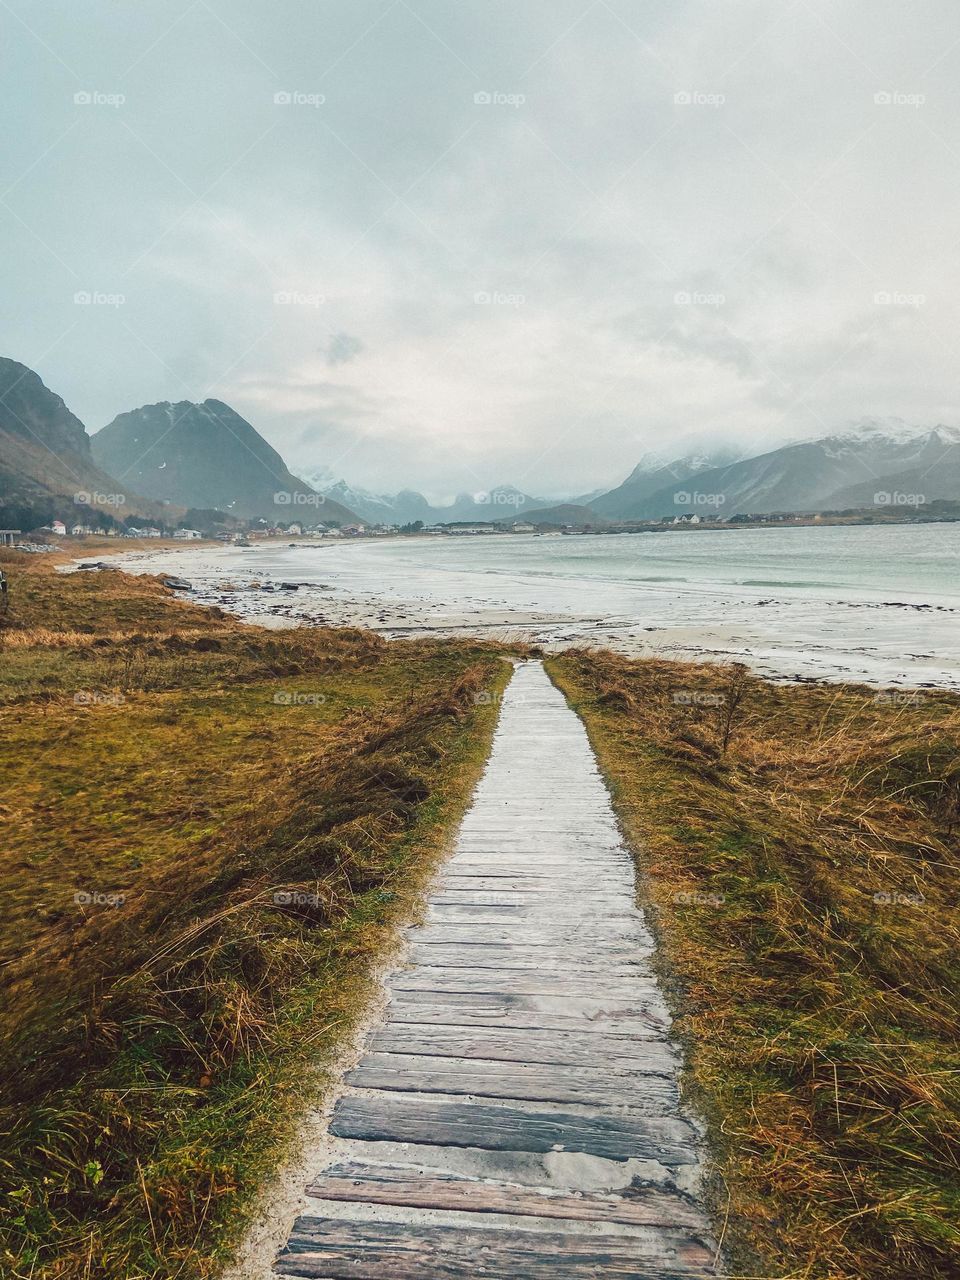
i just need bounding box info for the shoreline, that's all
[57,536,960,691]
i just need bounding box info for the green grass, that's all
[0,553,511,1279]
[548,651,960,1280]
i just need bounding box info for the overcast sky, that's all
[3,1,960,499]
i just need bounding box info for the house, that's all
[342,524,366,536]
[286,522,303,536]
[173,528,202,540]
[141,527,161,537]
[0,530,20,546]
[70,524,93,536]
[51,519,67,536]
[511,521,536,533]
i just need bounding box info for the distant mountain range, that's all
[302,471,549,526]
[588,422,960,519]
[303,421,960,526]
[92,401,357,522]
[2,354,957,535]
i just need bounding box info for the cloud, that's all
[1,1,958,495]
[324,332,364,365]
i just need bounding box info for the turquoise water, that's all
[110,522,960,687]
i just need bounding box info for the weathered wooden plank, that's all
[385,1002,666,1035]
[389,969,655,998]
[391,988,666,1017]
[367,1023,677,1064]
[276,1217,714,1278]
[345,1052,678,1108]
[440,867,630,883]
[409,924,652,947]
[305,1161,710,1230]
[427,891,630,907]
[329,1096,699,1165]
[405,945,650,974]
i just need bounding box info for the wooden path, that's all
[275,661,718,1278]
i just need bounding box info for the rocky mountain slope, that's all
[92,401,356,522]
[0,357,159,528]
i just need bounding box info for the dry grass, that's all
[0,555,510,1279]
[549,650,960,1279]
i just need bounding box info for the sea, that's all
[98,522,960,689]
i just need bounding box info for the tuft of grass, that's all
[548,650,960,1280]
[0,556,511,1279]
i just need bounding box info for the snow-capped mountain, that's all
[302,473,550,525]
[588,449,739,518]
[589,422,960,518]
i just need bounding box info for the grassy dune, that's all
[0,552,509,1279]
[549,651,960,1279]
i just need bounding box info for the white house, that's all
[51,519,67,536]
[173,528,202,540]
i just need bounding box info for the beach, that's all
[85,522,960,689]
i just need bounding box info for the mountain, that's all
[303,474,434,526]
[92,401,357,522]
[303,474,548,526]
[589,450,737,519]
[0,357,159,528]
[592,423,960,519]
[818,424,960,509]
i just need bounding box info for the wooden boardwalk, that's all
[275,661,718,1278]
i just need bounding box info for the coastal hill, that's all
[92,400,357,523]
[0,357,162,528]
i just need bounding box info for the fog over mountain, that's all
[588,421,960,519]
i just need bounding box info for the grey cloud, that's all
[1,1,958,495]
